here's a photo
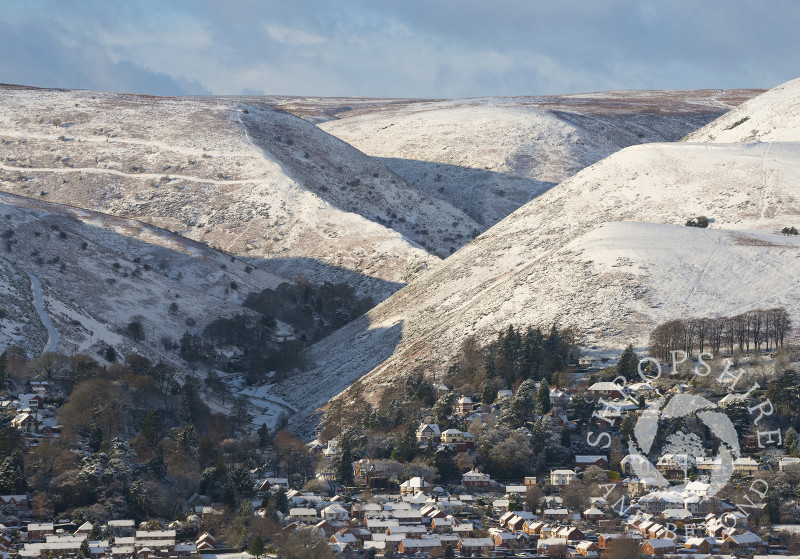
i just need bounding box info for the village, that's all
[2,345,800,559]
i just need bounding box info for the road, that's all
[26,271,60,353]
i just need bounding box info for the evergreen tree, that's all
[620,414,635,442]
[536,380,551,415]
[0,449,26,494]
[560,425,571,449]
[483,352,497,379]
[77,540,91,559]
[479,379,495,405]
[507,492,522,512]
[432,393,455,423]
[786,427,799,458]
[249,535,265,558]
[257,423,271,448]
[274,487,289,514]
[235,528,250,552]
[433,447,459,484]
[336,436,355,487]
[444,545,455,559]
[509,379,536,421]
[223,483,237,509]
[88,423,103,453]
[617,344,639,382]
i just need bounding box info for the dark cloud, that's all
[1,0,798,97]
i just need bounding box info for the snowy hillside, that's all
[315,90,761,227]
[0,87,480,301]
[685,78,800,143]
[267,78,800,427]
[0,191,284,364]
[275,221,800,430]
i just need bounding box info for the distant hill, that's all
[310,89,761,227]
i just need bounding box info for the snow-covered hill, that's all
[314,90,761,227]
[266,79,800,430]
[0,87,480,301]
[685,78,800,143]
[0,191,284,363]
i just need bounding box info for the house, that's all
[257,477,289,492]
[462,469,492,487]
[549,412,570,434]
[576,541,600,557]
[575,455,608,471]
[0,532,11,554]
[321,503,349,521]
[440,429,475,450]
[550,469,577,486]
[597,534,625,549]
[134,529,176,551]
[641,538,676,555]
[492,531,518,548]
[430,517,456,531]
[1,494,29,510]
[720,531,765,553]
[455,395,476,415]
[416,423,441,444]
[386,525,427,539]
[399,476,430,495]
[435,384,451,398]
[458,537,494,557]
[780,456,800,471]
[550,388,570,408]
[583,507,605,521]
[106,520,135,536]
[12,413,40,433]
[587,382,624,399]
[542,508,569,521]
[289,508,318,523]
[30,381,49,395]
[398,538,441,555]
[695,456,722,474]
[684,537,714,553]
[174,543,197,557]
[656,454,686,478]
[329,531,358,552]
[497,389,513,400]
[537,537,567,556]
[27,523,55,540]
[555,526,584,541]
[733,456,759,475]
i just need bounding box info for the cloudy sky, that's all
[2,0,799,98]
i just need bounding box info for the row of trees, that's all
[649,307,791,360]
[452,324,577,390]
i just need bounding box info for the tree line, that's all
[649,307,791,361]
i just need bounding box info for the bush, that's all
[685,215,709,228]
[125,319,145,342]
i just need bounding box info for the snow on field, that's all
[318,90,761,228]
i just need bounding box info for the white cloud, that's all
[264,23,326,45]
